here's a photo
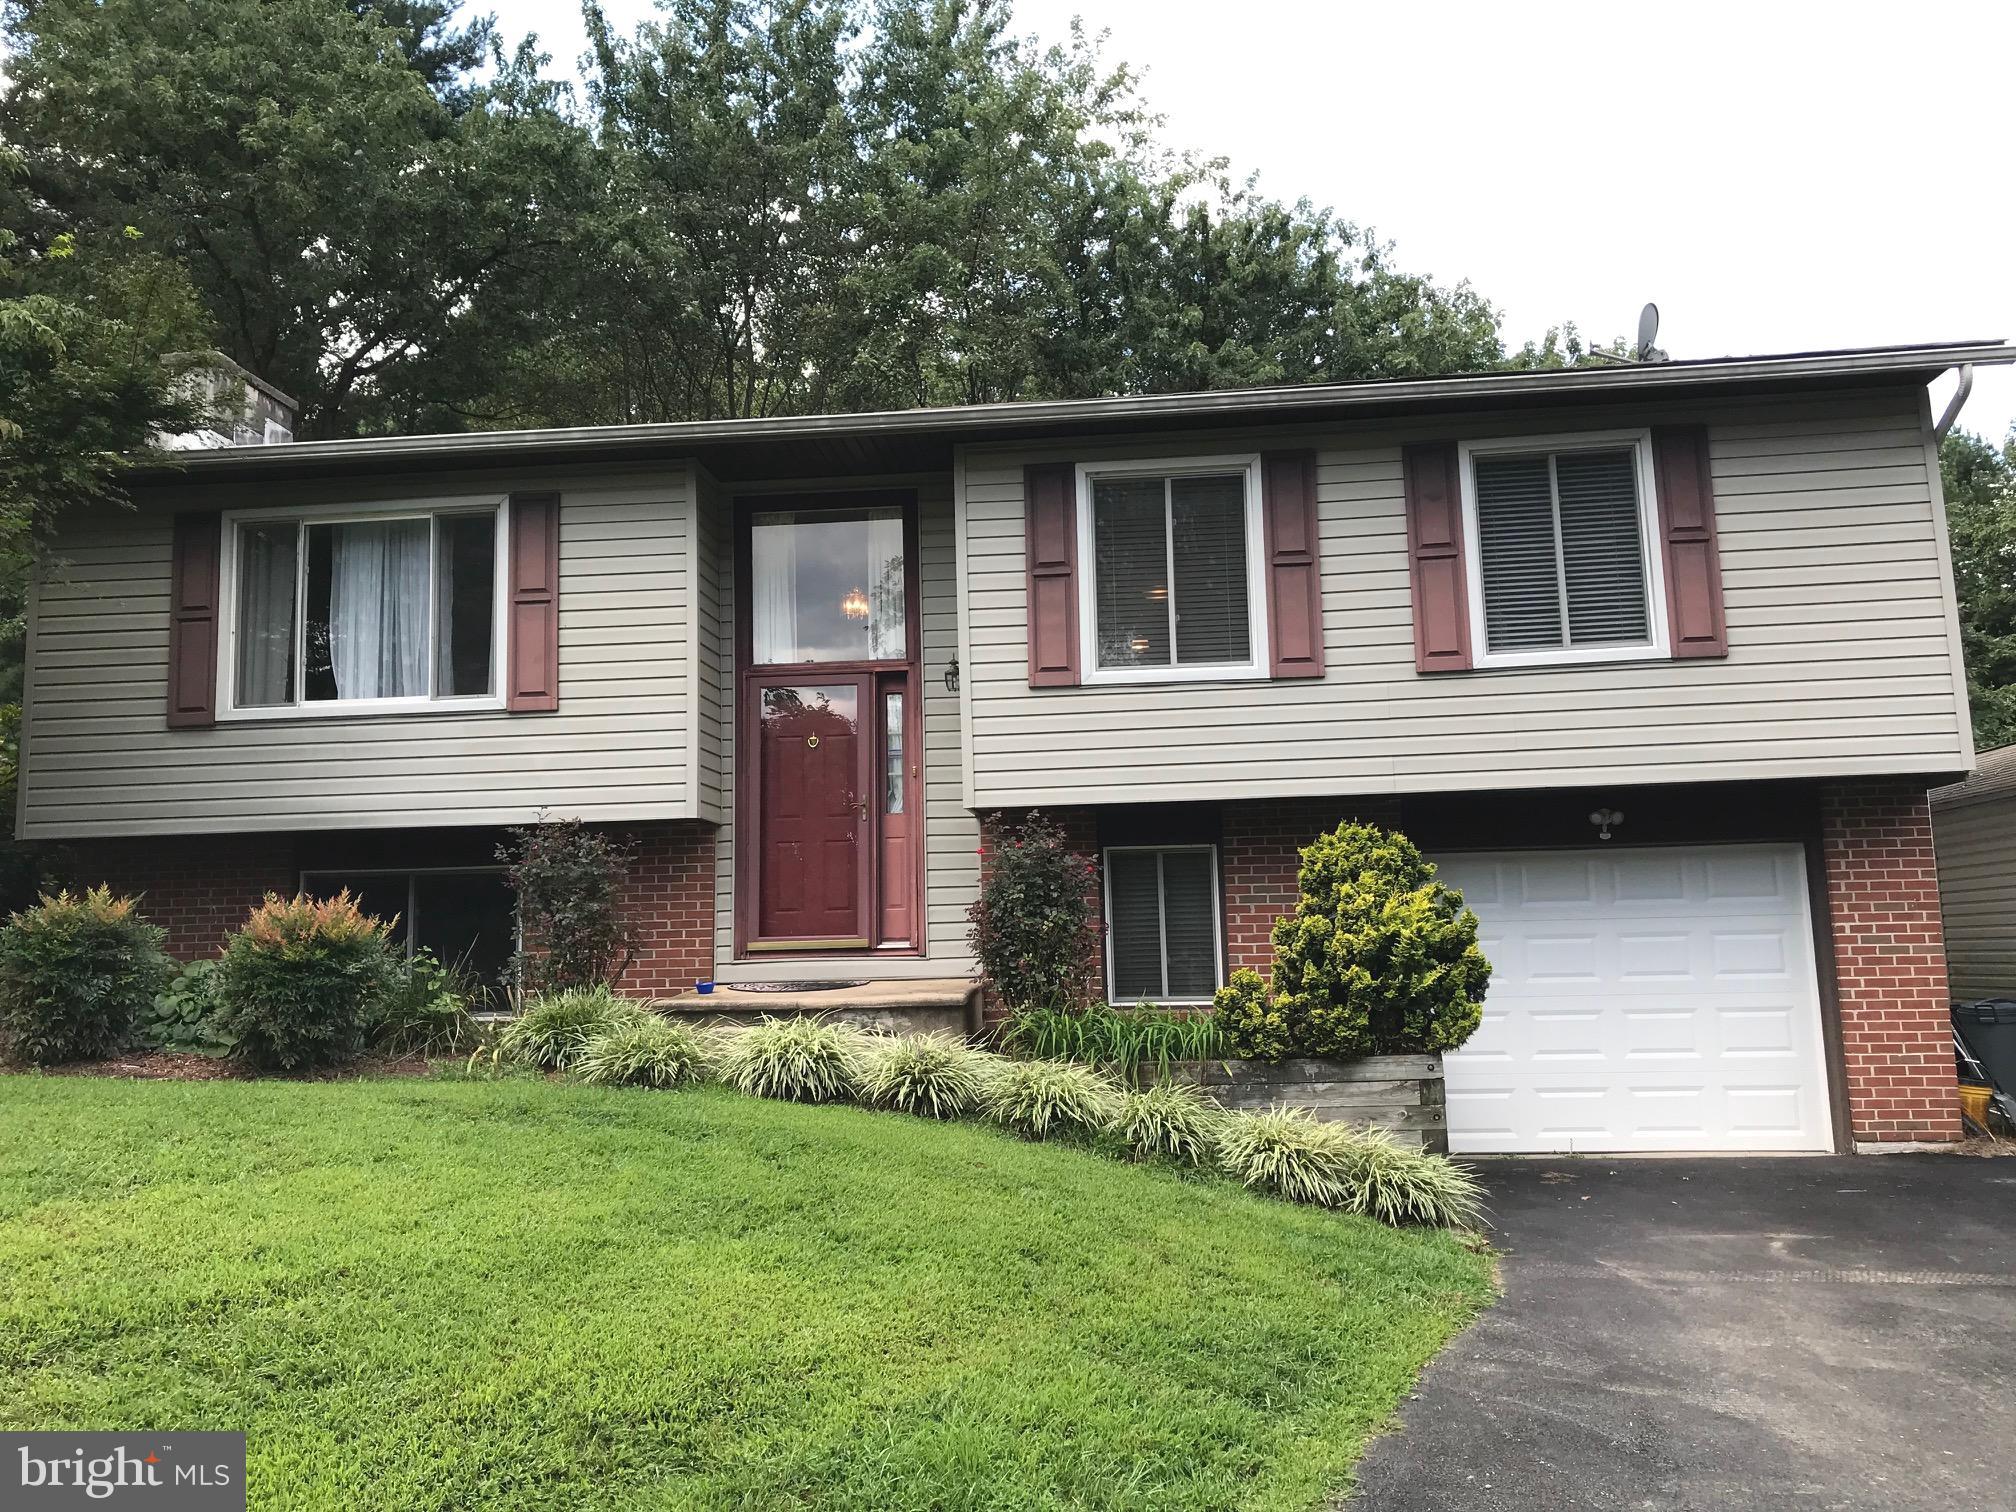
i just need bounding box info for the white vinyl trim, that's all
[1101,842,1224,1005]
[1457,430,1671,669]
[217,494,510,720]
[1074,454,1268,685]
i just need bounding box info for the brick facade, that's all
[1220,798,1401,975]
[1818,778,1961,1145]
[61,821,718,997]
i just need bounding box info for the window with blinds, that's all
[1105,846,1222,1003]
[1088,468,1256,673]
[1471,445,1655,658]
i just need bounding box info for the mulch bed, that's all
[21,1051,436,1082]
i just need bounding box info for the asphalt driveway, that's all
[1349,1156,2015,1511]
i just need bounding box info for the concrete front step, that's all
[655,978,980,1038]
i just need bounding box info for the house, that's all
[1931,743,2016,1001]
[21,340,2009,1153]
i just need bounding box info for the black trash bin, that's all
[1953,999,2016,1093]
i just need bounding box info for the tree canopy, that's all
[1942,427,2016,751]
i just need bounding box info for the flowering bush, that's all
[1213,822,1490,1060]
[214,892,397,1070]
[0,887,171,1063]
[965,811,1101,1012]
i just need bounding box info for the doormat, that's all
[726,980,868,993]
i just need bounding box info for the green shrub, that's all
[0,887,172,1064]
[137,959,234,1056]
[965,811,1101,1012]
[999,1002,1229,1078]
[1113,1080,1221,1165]
[712,1015,870,1103]
[982,1057,1119,1140]
[1213,821,1491,1060]
[214,893,397,1071]
[859,1033,994,1119]
[499,817,637,991]
[497,986,646,1071]
[366,949,479,1056]
[1332,1132,1486,1230]
[573,1016,707,1089]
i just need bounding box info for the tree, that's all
[2,0,588,436]
[1942,427,2016,750]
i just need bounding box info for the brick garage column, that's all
[59,835,298,961]
[617,820,718,999]
[1220,798,1403,976]
[1819,779,1960,1145]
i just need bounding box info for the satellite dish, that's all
[1635,302,1660,360]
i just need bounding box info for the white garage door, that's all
[1432,845,1832,1154]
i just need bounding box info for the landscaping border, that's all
[1163,1054,1448,1153]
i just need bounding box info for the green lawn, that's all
[0,1075,1491,1511]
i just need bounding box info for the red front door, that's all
[754,679,871,944]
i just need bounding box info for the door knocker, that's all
[806,735,820,749]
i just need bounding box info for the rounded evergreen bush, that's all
[0,887,172,1064]
[572,1015,707,1089]
[213,893,396,1071]
[1213,821,1491,1060]
[859,1033,995,1119]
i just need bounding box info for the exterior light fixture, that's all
[840,586,870,621]
[1588,808,1624,841]
[1129,635,1150,654]
[943,657,959,694]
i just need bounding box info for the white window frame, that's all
[217,494,510,720]
[1074,454,1269,685]
[1456,429,1670,669]
[1102,843,1224,1006]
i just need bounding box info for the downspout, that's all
[1935,363,1975,441]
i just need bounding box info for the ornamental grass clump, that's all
[572,1015,708,1089]
[0,887,173,1065]
[712,1015,871,1103]
[1113,1080,1222,1166]
[1331,1130,1486,1229]
[214,892,397,1071]
[859,1033,995,1119]
[498,986,647,1071]
[1214,1108,1357,1208]
[983,1056,1119,1140]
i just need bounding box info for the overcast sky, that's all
[502,0,2016,441]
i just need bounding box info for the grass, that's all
[0,1075,1492,1512]
[998,1003,1230,1078]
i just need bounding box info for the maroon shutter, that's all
[507,492,561,711]
[1651,426,1728,659]
[166,511,222,727]
[1024,461,1079,687]
[1403,442,1473,673]
[1261,450,1324,678]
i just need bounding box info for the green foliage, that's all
[1330,1130,1487,1230]
[966,811,1101,1013]
[1214,822,1491,1060]
[213,892,397,1071]
[711,1015,871,1104]
[0,886,171,1063]
[1941,427,2016,750]
[366,948,478,1056]
[496,986,646,1071]
[1213,1108,1484,1227]
[998,1002,1230,1078]
[499,817,638,991]
[1112,1081,1221,1166]
[981,1057,1119,1140]
[136,958,233,1056]
[0,1077,1494,1509]
[858,1032,995,1119]
[572,1015,708,1090]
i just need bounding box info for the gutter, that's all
[131,339,2015,482]
[1934,364,1975,441]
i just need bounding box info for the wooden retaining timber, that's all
[1163,1054,1448,1154]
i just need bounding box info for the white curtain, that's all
[329,519,428,699]
[750,513,799,665]
[235,523,297,706]
[865,508,905,660]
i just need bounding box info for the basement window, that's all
[1103,845,1222,1005]
[300,867,516,992]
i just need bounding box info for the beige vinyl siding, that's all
[709,478,979,982]
[20,473,698,836]
[692,466,728,825]
[958,391,1970,807]
[1934,791,2016,1000]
